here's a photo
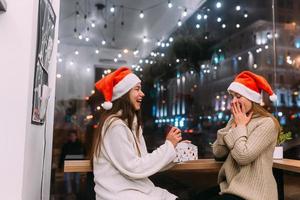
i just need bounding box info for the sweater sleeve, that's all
[224,117,277,165]
[159,162,176,172]
[212,128,230,160]
[102,123,176,179]
[139,134,176,172]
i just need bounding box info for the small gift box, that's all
[174,142,198,163]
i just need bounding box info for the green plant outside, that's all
[277,131,293,146]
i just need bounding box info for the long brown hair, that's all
[89,91,142,164]
[251,103,281,136]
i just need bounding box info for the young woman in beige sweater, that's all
[212,71,281,200]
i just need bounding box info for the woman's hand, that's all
[166,127,182,147]
[231,122,237,128]
[231,102,253,126]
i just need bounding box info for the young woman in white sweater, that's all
[91,67,182,200]
[212,71,281,200]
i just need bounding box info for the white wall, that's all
[0,0,59,199]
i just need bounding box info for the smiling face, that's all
[129,82,145,111]
[229,91,253,113]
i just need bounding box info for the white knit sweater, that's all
[213,115,278,200]
[93,115,177,200]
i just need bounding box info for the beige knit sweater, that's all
[213,115,278,200]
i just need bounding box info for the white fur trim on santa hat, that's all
[227,82,261,103]
[112,73,141,101]
[269,94,277,102]
[102,101,113,110]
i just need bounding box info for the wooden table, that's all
[64,158,300,173]
[273,158,300,173]
[64,158,300,200]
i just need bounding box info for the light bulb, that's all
[143,36,147,43]
[110,6,115,13]
[139,11,144,18]
[216,2,222,8]
[197,14,202,20]
[182,9,187,17]
[177,19,182,27]
[168,1,172,8]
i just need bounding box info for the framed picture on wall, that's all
[31,0,56,125]
[32,59,49,124]
[36,0,56,72]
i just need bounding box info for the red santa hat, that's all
[95,66,141,110]
[227,71,277,104]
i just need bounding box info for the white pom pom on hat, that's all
[269,94,277,102]
[95,66,141,110]
[101,101,113,110]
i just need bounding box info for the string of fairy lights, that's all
[136,0,252,72]
[57,0,250,77]
[59,0,300,122]
[57,0,199,78]
[57,0,292,95]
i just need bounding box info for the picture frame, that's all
[0,0,7,13]
[36,0,56,72]
[32,59,49,124]
[31,0,56,125]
